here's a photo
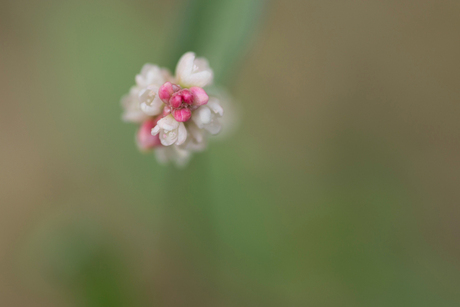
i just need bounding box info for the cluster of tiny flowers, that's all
[121,52,224,167]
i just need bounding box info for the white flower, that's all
[121,64,171,122]
[154,122,206,167]
[137,65,171,116]
[121,86,149,123]
[138,84,164,116]
[192,97,224,134]
[205,88,239,140]
[182,121,207,152]
[136,64,171,88]
[151,114,187,146]
[175,52,214,88]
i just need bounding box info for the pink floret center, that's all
[159,82,209,122]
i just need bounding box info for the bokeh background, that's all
[1,0,460,306]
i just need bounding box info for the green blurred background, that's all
[1,0,460,306]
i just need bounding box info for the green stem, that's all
[156,153,219,303]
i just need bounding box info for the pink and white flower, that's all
[120,52,228,167]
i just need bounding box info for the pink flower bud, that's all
[190,87,209,106]
[172,84,181,92]
[181,89,193,104]
[159,82,174,102]
[137,118,162,151]
[173,108,192,122]
[170,93,183,109]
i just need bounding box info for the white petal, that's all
[189,57,214,87]
[139,64,156,77]
[136,64,154,87]
[121,90,148,123]
[175,52,195,85]
[207,98,224,117]
[151,125,160,136]
[176,122,187,146]
[192,107,210,128]
[145,66,162,84]
[194,58,211,72]
[188,122,204,143]
[157,114,179,131]
[160,130,178,146]
[138,85,157,104]
[139,86,163,116]
[182,71,213,88]
[175,52,214,88]
[140,98,163,116]
[198,106,212,125]
[140,101,162,116]
[185,136,207,152]
[204,121,222,135]
[136,64,166,87]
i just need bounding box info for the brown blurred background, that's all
[1,0,460,306]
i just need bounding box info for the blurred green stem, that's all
[157,154,219,303]
[156,0,267,301]
[165,0,266,83]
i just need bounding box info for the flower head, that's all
[120,52,229,167]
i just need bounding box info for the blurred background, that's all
[1,0,460,306]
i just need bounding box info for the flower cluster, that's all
[121,52,224,167]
